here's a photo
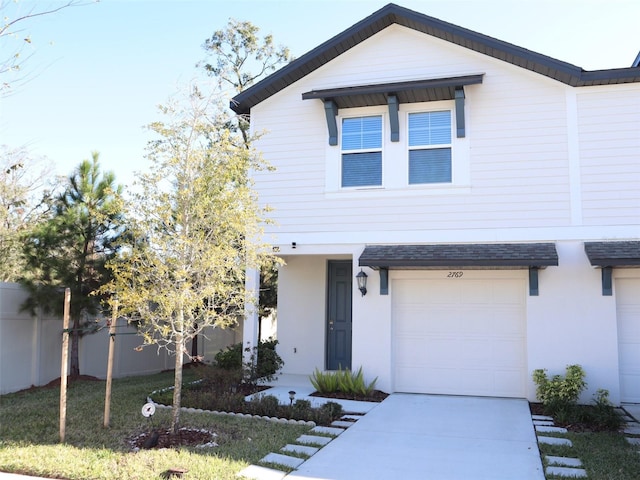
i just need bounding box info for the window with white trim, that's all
[341,115,383,188]
[408,111,452,184]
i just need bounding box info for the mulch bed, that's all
[309,390,389,402]
[128,427,219,450]
[529,402,620,433]
[16,375,102,393]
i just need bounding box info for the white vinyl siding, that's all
[249,24,638,238]
[408,111,452,184]
[577,87,640,226]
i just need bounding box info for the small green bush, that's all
[587,389,624,430]
[313,401,344,426]
[532,364,587,415]
[214,343,243,370]
[248,394,281,417]
[199,365,243,394]
[310,366,377,396]
[214,339,284,382]
[292,399,313,418]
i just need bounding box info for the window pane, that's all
[342,152,382,187]
[409,111,451,146]
[342,116,382,150]
[409,148,452,184]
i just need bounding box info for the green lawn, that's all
[0,371,309,479]
[539,431,640,480]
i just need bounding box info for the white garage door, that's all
[618,277,640,403]
[393,271,527,398]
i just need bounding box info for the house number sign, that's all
[447,271,464,278]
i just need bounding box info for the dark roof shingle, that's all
[358,243,558,269]
[584,241,640,267]
[231,3,640,114]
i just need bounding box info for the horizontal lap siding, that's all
[253,26,573,238]
[578,87,640,225]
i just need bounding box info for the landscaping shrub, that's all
[214,339,284,382]
[151,368,345,426]
[532,364,586,415]
[291,399,313,419]
[247,394,281,417]
[199,364,243,394]
[310,366,377,396]
[532,366,623,430]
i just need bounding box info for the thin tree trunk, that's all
[171,308,185,433]
[69,316,80,377]
[190,322,198,361]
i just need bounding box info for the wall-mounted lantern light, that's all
[356,270,368,296]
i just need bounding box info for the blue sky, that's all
[1,0,639,187]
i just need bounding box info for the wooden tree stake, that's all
[60,287,71,443]
[103,301,118,428]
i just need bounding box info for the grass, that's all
[0,371,310,480]
[539,431,640,480]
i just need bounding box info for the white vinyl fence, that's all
[0,283,242,395]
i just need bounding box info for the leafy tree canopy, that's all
[21,152,124,376]
[104,87,277,431]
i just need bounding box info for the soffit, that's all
[301,74,483,108]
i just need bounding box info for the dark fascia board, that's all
[358,243,559,269]
[230,3,640,114]
[584,241,640,267]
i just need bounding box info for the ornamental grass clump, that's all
[310,366,377,397]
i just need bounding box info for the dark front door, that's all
[326,260,352,370]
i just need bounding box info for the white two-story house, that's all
[235,3,640,404]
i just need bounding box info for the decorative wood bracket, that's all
[455,87,466,138]
[379,267,389,295]
[529,267,539,296]
[388,95,399,142]
[324,100,338,146]
[601,266,613,296]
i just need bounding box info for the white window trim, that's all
[407,110,453,185]
[340,113,384,189]
[326,106,386,193]
[325,101,470,198]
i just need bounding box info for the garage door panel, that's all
[621,374,640,401]
[393,276,526,398]
[396,365,521,397]
[494,370,525,395]
[492,309,526,334]
[395,280,458,304]
[617,277,640,403]
[618,307,640,337]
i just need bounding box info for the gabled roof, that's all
[358,243,558,269]
[231,3,640,115]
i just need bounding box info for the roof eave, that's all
[230,3,640,115]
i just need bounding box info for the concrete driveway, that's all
[287,394,545,480]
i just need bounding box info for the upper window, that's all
[408,111,452,184]
[341,115,382,188]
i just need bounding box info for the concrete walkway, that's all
[286,394,545,480]
[624,403,640,421]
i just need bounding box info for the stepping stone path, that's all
[533,406,640,479]
[531,414,587,478]
[623,407,640,453]
[237,414,363,479]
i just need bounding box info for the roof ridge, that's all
[231,3,640,114]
